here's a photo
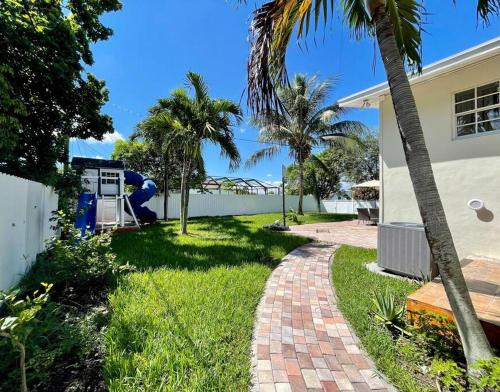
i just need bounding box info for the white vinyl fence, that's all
[0,173,58,290]
[142,193,378,219]
[322,199,379,214]
[143,193,320,219]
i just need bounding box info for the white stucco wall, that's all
[380,54,500,259]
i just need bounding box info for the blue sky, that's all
[70,0,499,182]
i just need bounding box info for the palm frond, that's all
[307,77,334,112]
[342,0,372,39]
[475,0,500,24]
[212,99,243,121]
[318,120,367,136]
[247,1,290,115]
[186,71,210,104]
[309,153,329,172]
[385,0,425,72]
[245,145,282,168]
[321,130,365,149]
[309,102,346,125]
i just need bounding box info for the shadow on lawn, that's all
[111,215,311,271]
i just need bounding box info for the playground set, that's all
[71,157,157,235]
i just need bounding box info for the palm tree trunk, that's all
[163,153,169,221]
[371,2,493,365]
[183,162,192,233]
[298,156,304,215]
[179,157,188,234]
[180,158,192,235]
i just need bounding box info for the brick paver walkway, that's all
[251,243,391,392]
[288,221,377,249]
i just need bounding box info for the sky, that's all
[70,0,500,183]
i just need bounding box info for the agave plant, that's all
[287,208,299,224]
[372,287,410,335]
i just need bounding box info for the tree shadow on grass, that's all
[111,216,312,271]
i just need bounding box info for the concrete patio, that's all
[289,221,378,249]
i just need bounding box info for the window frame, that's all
[452,79,500,140]
[101,171,120,185]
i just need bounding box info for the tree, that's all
[112,140,164,187]
[242,0,497,366]
[246,74,365,214]
[334,131,380,200]
[341,132,379,184]
[112,138,205,220]
[0,0,121,183]
[285,151,343,202]
[139,72,241,234]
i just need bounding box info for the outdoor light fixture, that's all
[467,199,485,211]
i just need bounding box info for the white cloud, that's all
[267,173,273,177]
[239,128,246,133]
[86,131,125,144]
[94,155,104,159]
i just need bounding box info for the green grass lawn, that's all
[106,212,347,391]
[331,246,431,392]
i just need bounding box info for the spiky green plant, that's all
[372,287,409,335]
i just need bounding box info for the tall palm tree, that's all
[135,111,180,221]
[241,0,497,366]
[246,74,365,214]
[140,72,241,234]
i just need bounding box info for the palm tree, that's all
[140,72,241,234]
[135,111,179,221]
[246,74,365,214]
[241,0,497,366]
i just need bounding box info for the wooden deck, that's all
[407,257,500,348]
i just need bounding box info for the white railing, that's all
[0,173,58,290]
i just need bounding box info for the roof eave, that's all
[337,37,500,109]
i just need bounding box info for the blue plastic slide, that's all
[75,193,97,237]
[124,170,158,223]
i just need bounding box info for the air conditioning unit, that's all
[378,222,437,279]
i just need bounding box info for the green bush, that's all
[0,284,52,392]
[21,211,129,292]
[287,208,299,223]
[1,210,126,391]
[429,358,466,392]
[471,357,500,391]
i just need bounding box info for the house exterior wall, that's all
[380,54,500,259]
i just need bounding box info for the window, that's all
[454,82,500,137]
[454,81,500,138]
[101,171,120,185]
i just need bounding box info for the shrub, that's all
[0,283,52,392]
[429,358,466,392]
[371,287,409,336]
[407,311,463,361]
[22,211,130,292]
[471,357,500,392]
[1,211,127,391]
[287,208,299,223]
